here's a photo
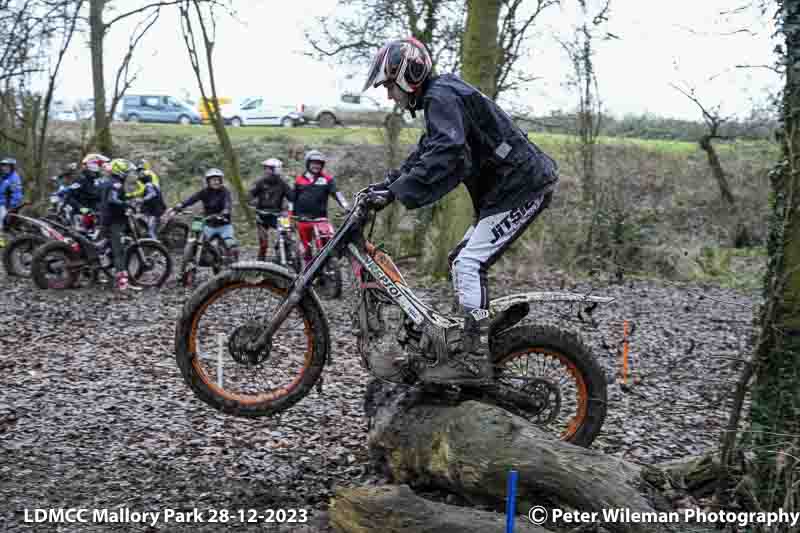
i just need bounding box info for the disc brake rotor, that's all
[227,320,272,365]
[520,377,561,423]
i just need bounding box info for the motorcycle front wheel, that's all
[174,267,329,417]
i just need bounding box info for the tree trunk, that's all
[699,135,735,205]
[419,0,503,278]
[461,0,501,96]
[208,113,249,222]
[181,0,251,225]
[748,0,800,514]
[367,396,672,533]
[330,484,552,533]
[90,0,112,155]
[579,30,597,206]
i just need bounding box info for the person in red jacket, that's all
[288,150,349,267]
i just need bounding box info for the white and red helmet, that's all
[81,153,110,173]
[362,37,433,94]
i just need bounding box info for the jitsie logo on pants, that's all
[490,197,539,244]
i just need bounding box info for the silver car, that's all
[300,92,414,128]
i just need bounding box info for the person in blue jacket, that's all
[0,157,24,246]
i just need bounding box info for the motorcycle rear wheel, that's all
[3,233,47,277]
[488,324,607,447]
[31,240,81,289]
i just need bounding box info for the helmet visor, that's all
[362,44,390,92]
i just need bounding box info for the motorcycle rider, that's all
[249,158,291,261]
[136,170,167,239]
[0,157,24,246]
[98,158,140,291]
[165,168,239,262]
[288,150,349,267]
[63,153,109,232]
[361,37,559,385]
[49,163,79,217]
[129,159,161,200]
[53,162,79,189]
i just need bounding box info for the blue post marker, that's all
[506,469,519,533]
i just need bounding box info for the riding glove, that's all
[368,186,395,211]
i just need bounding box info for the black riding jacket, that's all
[64,170,101,210]
[99,177,129,225]
[249,175,290,211]
[388,74,559,220]
[176,186,232,223]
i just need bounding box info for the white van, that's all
[220,97,305,127]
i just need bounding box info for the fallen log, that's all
[329,484,552,533]
[654,454,722,498]
[365,384,674,533]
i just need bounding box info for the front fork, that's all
[181,233,202,276]
[193,233,205,267]
[127,217,147,266]
[248,235,340,351]
[277,233,287,266]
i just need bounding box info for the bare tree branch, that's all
[103,0,184,29]
[107,6,161,121]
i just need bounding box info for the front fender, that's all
[134,238,164,248]
[230,260,295,285]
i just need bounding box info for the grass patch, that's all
[108,122,780,157]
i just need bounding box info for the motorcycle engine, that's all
[354,289,419,383]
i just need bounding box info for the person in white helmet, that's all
[165,167,239,262]
[362,37,559,386]
[249,158,291,261]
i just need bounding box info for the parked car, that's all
[220,97,305,127]
[52,110,79,121]
[299,92,414,128]
[117,94,201,125]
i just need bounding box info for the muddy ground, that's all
[0,254,758,532]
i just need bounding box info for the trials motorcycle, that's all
[175,185,613,446]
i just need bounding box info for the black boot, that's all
[419,307,493,386]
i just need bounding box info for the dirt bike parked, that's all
[294,215,342,299]
[30,213,172,289]
[177,214,236,288]
[175,185,613,447]
[255,209,301,271]
[2,213,66,277]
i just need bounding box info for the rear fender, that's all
[489,291,615,327]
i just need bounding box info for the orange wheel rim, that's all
[189,281,311,405]
[497,348,589,440]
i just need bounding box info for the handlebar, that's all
[293,216,329,223]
